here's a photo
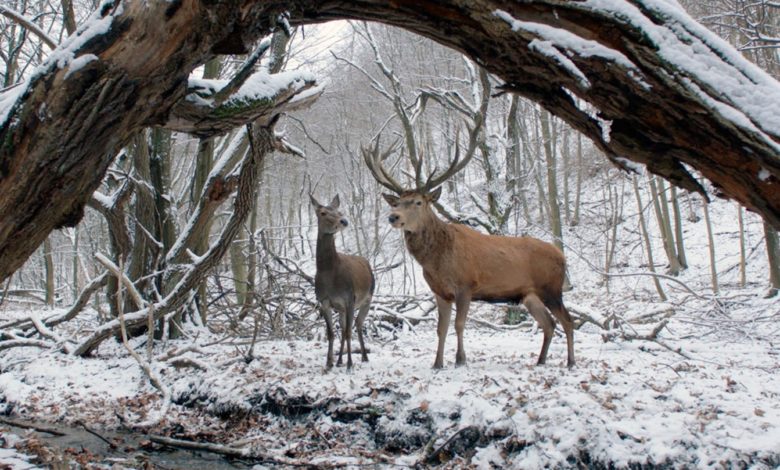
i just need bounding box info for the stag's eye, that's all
[416,201,422,206]
[321,212,326,216]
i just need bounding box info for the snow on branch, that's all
[166,69,323,137]
[578,0,780,144]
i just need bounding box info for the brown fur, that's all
[384,189,575,369]
[311,195,375,370]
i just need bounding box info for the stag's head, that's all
[363,133,473,233]
[382,188,441,232]
[310,194,349,235]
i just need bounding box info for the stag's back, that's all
[447,224,566,304]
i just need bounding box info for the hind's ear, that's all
[309,194,321,208]
[429,187,442,203]
[330,194,340,209]
[383,193,399,206]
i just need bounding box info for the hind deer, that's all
[364,141,575,369]
[310,194,375,370]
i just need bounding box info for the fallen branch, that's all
[260,230,314,285]
[115,263,171,429]
[0,417,65,436]
[603,319,693,360]
[0,273,108,332]
[148,434,247,457]
[424,425,482,464]
[148,435,342,467]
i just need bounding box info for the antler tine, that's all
[422,126,470,193]
[361,136,405,194]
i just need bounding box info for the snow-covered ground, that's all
[0,292,778,468]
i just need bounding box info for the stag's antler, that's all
[361,135,405,194]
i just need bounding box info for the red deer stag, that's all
[310,194,375,370]
[364,145,575,369]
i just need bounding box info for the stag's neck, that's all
[404,214,452,267]
[316,233,340,272]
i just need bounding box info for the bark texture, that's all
[1,0,779,282]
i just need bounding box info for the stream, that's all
[1,418,253,469]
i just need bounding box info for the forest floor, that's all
[0,285,779,469]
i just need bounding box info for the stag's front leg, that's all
[454,294,471,366]
[321,305,335,370]
[433,295,452,369]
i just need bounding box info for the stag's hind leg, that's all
[356,301,371,362]
[523,294,555,366]
[549,300,576,368]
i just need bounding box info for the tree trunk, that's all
[737,206,746,288]
[649,176,681,276]
[702,200,719,295]
[540,109,563,252]
[670,185,688,269]
[2,1,780,282]
[572,133,583,227]
[633,176,667,301]
[43,237,55,306]
[764,221,780,297]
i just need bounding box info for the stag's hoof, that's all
[361,355,368,362]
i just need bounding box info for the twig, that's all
[77,420,117,449]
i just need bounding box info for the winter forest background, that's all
[0,0,779,468]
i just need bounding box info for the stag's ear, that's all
[309,194,321,208]
[329,194,341,209]
[429,187,443,203]
[382,193,399,206]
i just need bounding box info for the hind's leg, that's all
[321,306,335,370]
[356,301,371,362]
[523,294,555,365]
[336,309,347,367]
